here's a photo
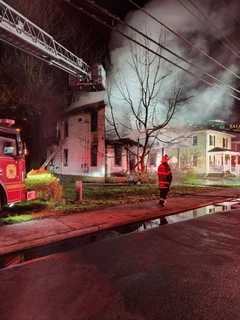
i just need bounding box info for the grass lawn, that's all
[0,182,233,224]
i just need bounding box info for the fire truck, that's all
[0,119,33,208]
[0,1,106,207]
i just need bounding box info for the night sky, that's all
[1,0,240,166]
[81,0,240,122]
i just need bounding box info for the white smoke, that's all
[107,0,240,136]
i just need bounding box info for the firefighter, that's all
[157,154,172,207]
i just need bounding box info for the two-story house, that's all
[47,91,106,180]
[167,128,240,175]
[148,127,240,176]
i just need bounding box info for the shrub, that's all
[25,169,63,202]
[127,171,157,184]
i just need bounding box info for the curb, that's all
[0,196,235,268]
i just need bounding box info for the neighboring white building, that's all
[48,91,106,179]
[149,127,240,176]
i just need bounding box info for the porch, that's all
[208,148,240,175]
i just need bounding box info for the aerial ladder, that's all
[0,0,105,87]
[0,0,105,168]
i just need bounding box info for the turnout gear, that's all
[157,155,172,207]
[158,162,172,189]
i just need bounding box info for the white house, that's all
[149,127,240,176]
[48,91,106,179]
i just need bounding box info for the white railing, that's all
[209,165,240,175]
[0,0,90,78]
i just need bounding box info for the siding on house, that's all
[48,97,105,178]
[168,130,235,174]
[149,128,237,176]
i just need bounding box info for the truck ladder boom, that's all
[0,0,90,78]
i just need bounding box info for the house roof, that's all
[209,147,233,152]
[65,91,106,116]
[106,138,140,147]
[192,128,235,137]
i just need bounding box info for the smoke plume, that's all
[107,0,240,134]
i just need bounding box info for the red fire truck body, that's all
[0,120,30,208]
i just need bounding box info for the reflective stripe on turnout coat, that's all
[157,163,172,189]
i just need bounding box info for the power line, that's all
[185,0,240,55]
[221,0,240,51]
[128,0,240,82]
[177,0,240,58]
[82,0,240,97]
[65,0,240,101]
[221,0,240,29]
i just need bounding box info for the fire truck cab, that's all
[0,119,28,208]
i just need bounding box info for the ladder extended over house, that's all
[0,0,90,78]
[0,0,106,169]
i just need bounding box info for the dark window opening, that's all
[91,144,98,167]
[209,135,215,146]
[114,144,122,166]
[91,111,98,132]
[223,138,228,148]
[192,136,198,146]
[129,153,136,171]
[149,153,157,166]
[64,149,68,167]
[64,120,69,138]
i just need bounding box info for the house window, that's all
[63,149,68,167]
[114,144,122,166]
[91,144,98,167]
[91,111,98,132]
[225,154,229,165]
[209,155,213,166]
[64,120,69,138]
[192,154,198,167]
[129,153,136,171]
[149,153,157,166]
[209,135,215,146]
[192,136,198,146]
[223,138,228,148]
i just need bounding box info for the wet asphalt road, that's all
[1,209,240,320]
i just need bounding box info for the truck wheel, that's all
[0,192,6,212]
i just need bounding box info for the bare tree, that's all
[107,34,189,173]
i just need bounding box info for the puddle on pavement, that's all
[2,200,240,269]
[116,200,240,234]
